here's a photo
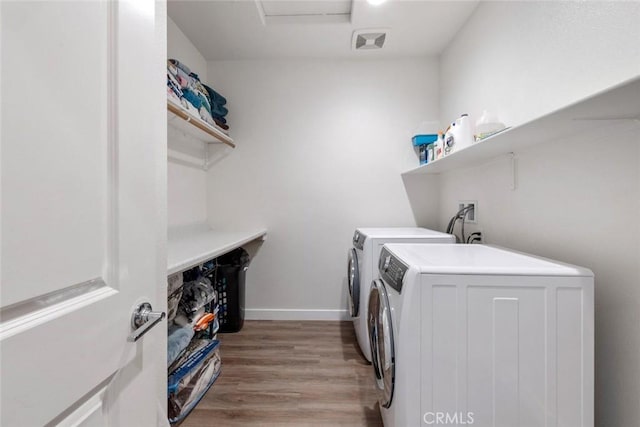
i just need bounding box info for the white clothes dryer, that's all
[368,244,594,427]
[347,228,454,362]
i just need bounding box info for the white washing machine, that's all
[347,228,454,362]
[368,243,594,427]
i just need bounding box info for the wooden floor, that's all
[181,320,383,427]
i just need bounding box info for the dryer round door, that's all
[367,279,395,408]
[347,248,360,317]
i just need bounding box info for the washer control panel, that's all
[378,247,408,293]
[352,230,365,250]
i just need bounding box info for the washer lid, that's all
[383,244,593,277]
[355,227,453,240]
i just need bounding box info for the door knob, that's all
[127,302,165,342]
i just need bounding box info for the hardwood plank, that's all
[179,320,382,426]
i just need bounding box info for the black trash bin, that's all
[214,248,250,333]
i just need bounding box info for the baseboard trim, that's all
[244,309,350,321]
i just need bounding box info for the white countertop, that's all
[167,223,267,275]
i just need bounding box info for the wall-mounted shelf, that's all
[167,100,235,148]
[168,223,267,275]
[402,77,640,176]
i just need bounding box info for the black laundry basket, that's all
[215,248,250,333]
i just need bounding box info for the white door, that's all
[0,1,167,425]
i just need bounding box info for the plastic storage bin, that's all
[411,134,438,146]
[168,339,221,424]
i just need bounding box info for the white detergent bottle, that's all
[435,131,444,159]
[454,114,474,150]
[446,114,474,154]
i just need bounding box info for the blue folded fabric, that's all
[203,84,227,106]
[181,88,202,111]
[192,82,213,115]
[167,324,195,366]
[195,91,212,116]
[168,58,229,121]
[209,102,228,118]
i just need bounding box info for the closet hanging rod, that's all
[167,101,235,148]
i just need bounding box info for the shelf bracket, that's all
[508,152,516,191]
[168,148,208,171]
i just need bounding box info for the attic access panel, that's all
[257,0,352,24]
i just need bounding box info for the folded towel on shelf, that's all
[168,60,191,89]
[173,68,215,116]
[168,61,179,76]
[183,98,200,117]
[212,115,226,125]
[199,107,217,128]
[196,91,213,117]
[167,72,183,99]
[213,118,229,130]
[173,66,196,92]
[167,89,178,103]
[167,87,181,104]
[209,102,228,119]
[180,87,202,111]
[176,75,215,119]
[167,58,231,128]
[175,73,190,89]
[169,58,192,76]
[202,83,227,106]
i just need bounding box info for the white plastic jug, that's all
[444,114,474,155]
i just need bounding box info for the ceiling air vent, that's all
[352,29,388,51]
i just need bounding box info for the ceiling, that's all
[167,0,480,60]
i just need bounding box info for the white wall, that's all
[206,58,440,319]
[167,17,209,227]
[167,16,207,82]
[438,2,640,426]
[440,1,640,128]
